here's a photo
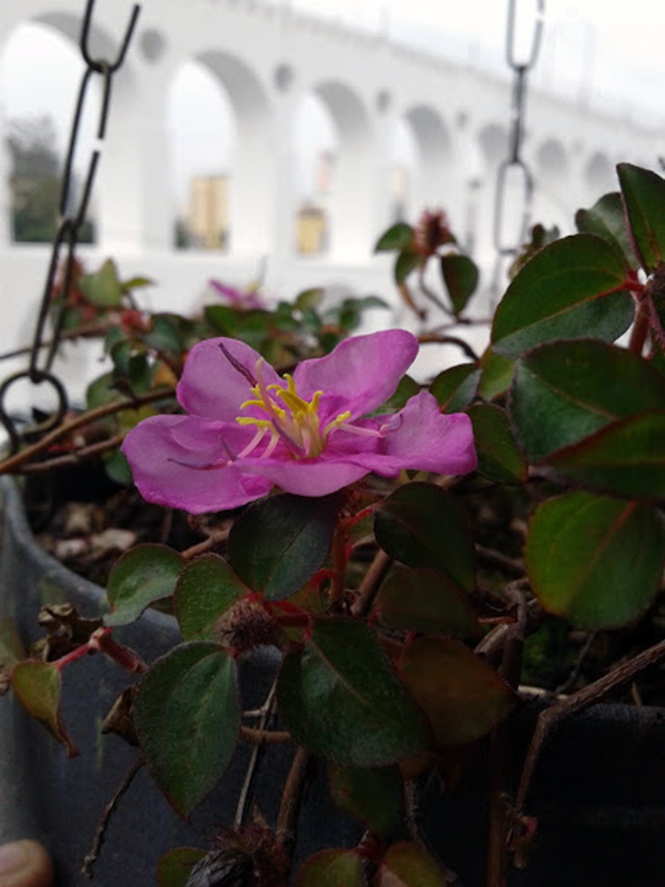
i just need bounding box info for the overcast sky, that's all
[1,0,664,210]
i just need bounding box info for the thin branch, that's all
[239,725,292,745]
[475,545,525,578]
[235,680,278,827]
[0,386,174,475]
[515,636,665,816]
[19,432,127,473]
[553,631,597,697]
[417,334,480,362]
[0,321,112,363]
[350,549,393,617]
[181,528,230,560]
[276,747,310,848]
[81,755,143,878]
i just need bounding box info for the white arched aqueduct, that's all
[0,0,660,352]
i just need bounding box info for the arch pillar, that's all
[0,109,11,247]
[268,83,299,273]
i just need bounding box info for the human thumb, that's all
[0,841,53,887]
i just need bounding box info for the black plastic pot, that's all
[1,475,665,887]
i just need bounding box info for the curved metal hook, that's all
[80,0,141,73]
[506,0,545,71]
[0,371,68,456]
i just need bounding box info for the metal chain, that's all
[493,0,545,258]
[0,0,141,453]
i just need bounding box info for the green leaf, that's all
[157,848,207,887]
[277,618,427,766]
[491,234,633,358]
[374,568,479,638]
[135,643,239,818]
[121,275,154,291]
[430,364,480,413]
[467,402,526,484]
[478,347,514,401]
[175,555,244,641]
[103,448,133,486]
[395,250,421,284]
[0,618,24,671]
[509,339,665,462]
[372,374,420,415]
[525,490,665,629]
[86,372,123,410]
[143,314,182,354]
[328,763,405,835]
[228,493,340,601]
[295,288,325,312]
[374,842,451,887]
[79,258,123,307]
[575,192,635,270]
[617,163,665,272]
[440,253,479,315]
[105,544,185,627]
[375,484,474,594]
[397,637,516,747]
[11,661,78,757]
[296,849,366,887]
[375,222,413,252]
[544,410,665,499]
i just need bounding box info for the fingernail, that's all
[0,841,29,875]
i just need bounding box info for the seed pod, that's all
[185,849,254,887]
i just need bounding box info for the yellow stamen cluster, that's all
[236,362,350,459]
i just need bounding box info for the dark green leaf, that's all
[328,763,405,835]
[430,364,480,413]
[86,372,123,410]
[175,555,244,641]
[510,339,665,462]
[11,661,78,757]
[491,234,633,358]
[0,618,24,671]
[228,493,340,601]
[296,849,366,887]
[374,842,452,887]
[277,618,427,766]
[478,347,514,401]
[395,250,421,284]
[79,258,123,307]
[295,288,325,312]
[575,192,635,269]
[375,484,474,594]
[467,402,526,483]
[143,314,182,354]
[372,374,420,415]
[105,544,185,626]
[135,643,239,817]
[525,490,665,629]
[617,163,665,272]
[375,222,414,252]
[374,568,479,637]
[544,410,665,499]
[397,637,516,747]
[204,304,237,336]
[103,449,133,486]
[440,253,479,315]
[157,848,206,887]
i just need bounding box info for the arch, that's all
[402,104,456,223]
[585,151,614,196]
[478,123,509,169]
[196,49,273,254]
[537,138,568,181]
[314,80,371,146]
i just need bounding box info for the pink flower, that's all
[208,279,265,310]
[121,330,477,514]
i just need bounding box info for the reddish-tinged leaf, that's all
[430,365,480,413]
[373,841,451,886]
[440,253,479,315]
[175,554,244,641]
[374,568,479,638]
[467,402,526,484]
[617,163,665,272]
[375,484,474,595]
[105,544,184,627]
[544,410,665,499]
[492,234,633,358]
[525,490,664,629]
[510,339,665,462]
[296,849,366,887]
[375,223,414,253]
[157,848,206,887]
[397,637,516,747]
[328,763,405,835]
[478,347,514,401]
[11,661,78,757]
[277,618,427,767]
[134,643,239,818]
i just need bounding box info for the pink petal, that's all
[177,337,282,421]
[344,391,477,477]
[122,414,271,513]
[293,330,418,420]
[239,454,369,497]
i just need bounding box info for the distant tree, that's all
[6,115,95,244]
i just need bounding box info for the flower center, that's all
[236,361,350,459]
